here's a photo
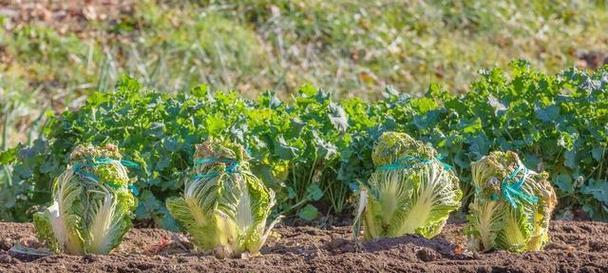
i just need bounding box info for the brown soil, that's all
[0,221,607,273]
[0,0,134,35]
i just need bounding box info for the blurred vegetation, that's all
[1,0,608,147]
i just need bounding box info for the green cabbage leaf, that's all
[354,132,462,239]
[466,151,557,252]
[33,144,137,255]
[166,139,280,258]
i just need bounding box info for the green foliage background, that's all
[1,1,608,227]
[2,0,608,147]
[2,62,607,228]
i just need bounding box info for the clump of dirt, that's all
[0,221,607,273]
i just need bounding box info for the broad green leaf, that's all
[298,204,319,221]
[306,184,324,201]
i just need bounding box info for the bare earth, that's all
[0,221,607,273]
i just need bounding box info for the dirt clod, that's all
[82,254,97,263]
[416,247,440,262]
[0,239,12,251]
[0,254,14,264]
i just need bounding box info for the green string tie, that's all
[72,157,139,193]
[491,165,539,208]
[376,154,453,172]
[192,157,240,181]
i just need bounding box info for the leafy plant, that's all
[166,139,280,258]
[3,62,608,226]
[33,144,137,254]
[256,85,352,218]
[354,132,462,239]
[465,151,557,252]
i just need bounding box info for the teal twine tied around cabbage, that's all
[72,157,139,194]
[491,165,539,208]
[376,154,453,172]
[192,157,240,181]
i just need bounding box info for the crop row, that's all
[1,61,607,228]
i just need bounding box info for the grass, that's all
[1,0,608,148]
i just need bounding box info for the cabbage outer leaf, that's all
[167,166,279,258]
[33,157,135,255]
[359,160,461,239]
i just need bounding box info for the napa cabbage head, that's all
[33,144,137,255]
[465,151,557,253]
[354,132,462,240]
[166,139,280,258]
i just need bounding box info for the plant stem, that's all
[1,104,12,186]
